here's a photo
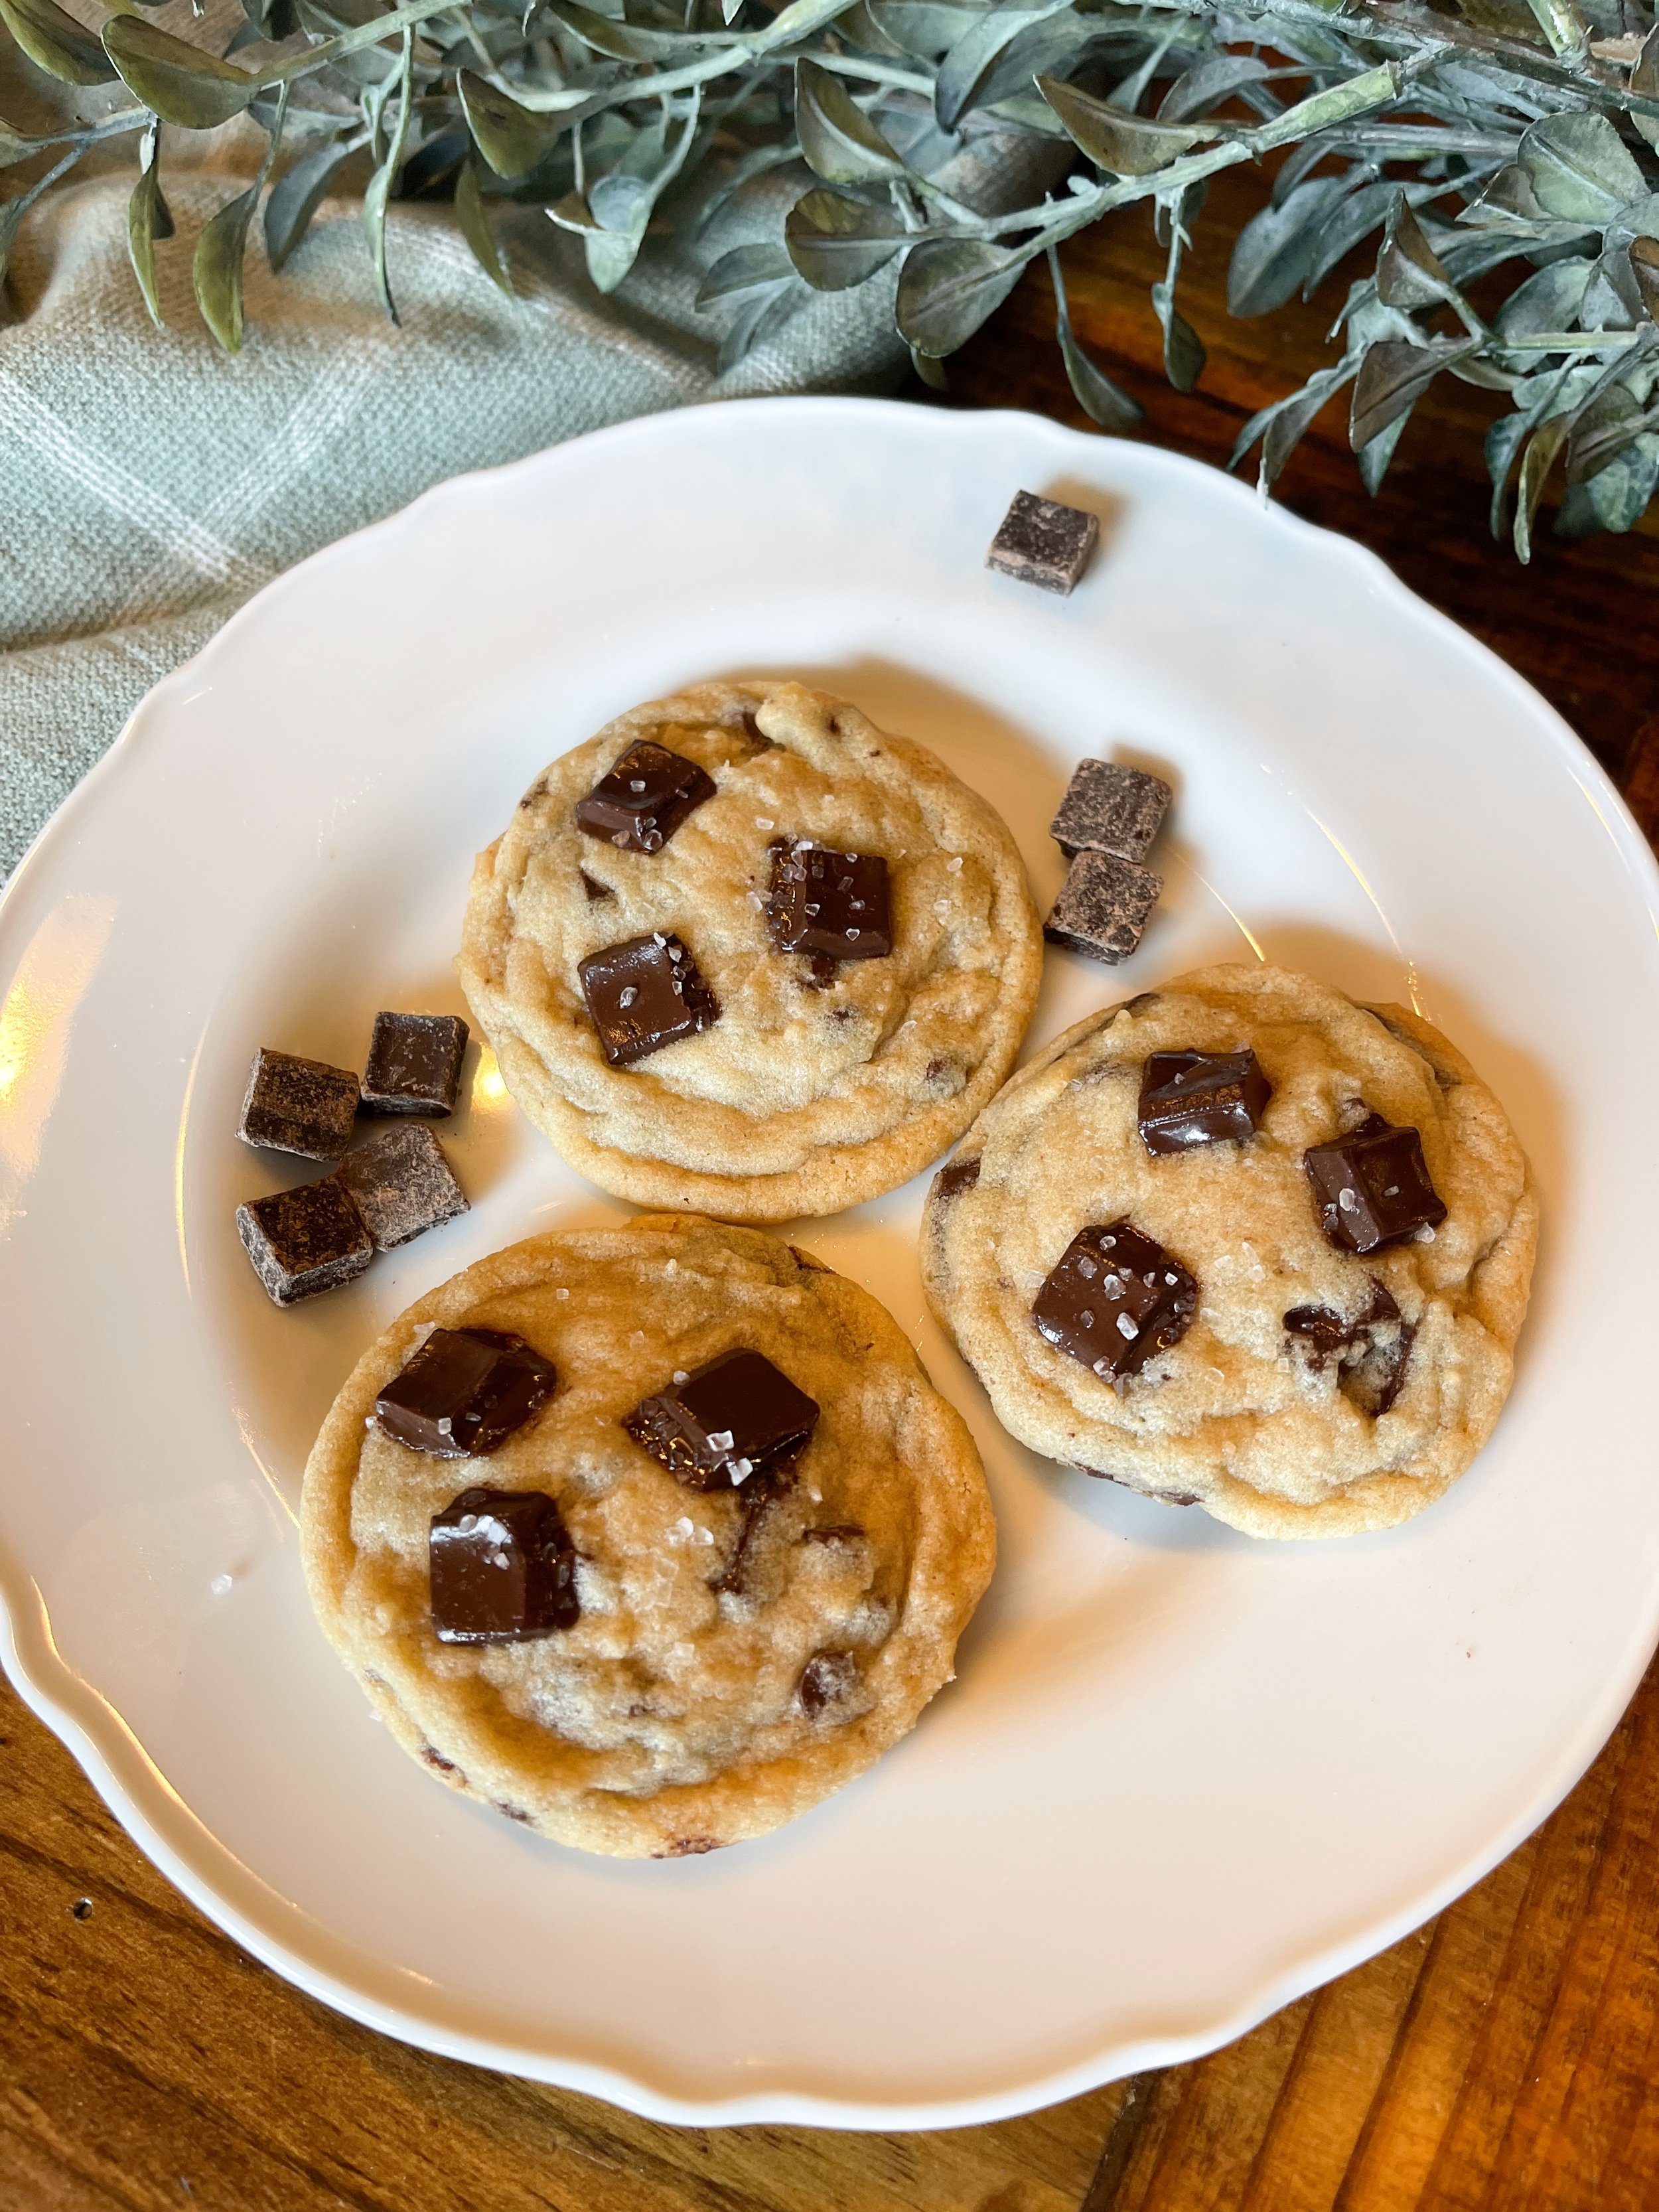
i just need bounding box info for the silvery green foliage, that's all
[7,0,1659,554]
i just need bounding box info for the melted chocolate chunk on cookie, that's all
[1285,1282,1415,1417]
[1138,1049,1271,1155]
[429,1486,579,1643]
[624,1348,820,1492]
[574,739,715,855]
[360,1012,469,1117]
[1304,1115,1447,1254]
[766,841,892,961]
[579,932,719,1066]
[376,1327,555,1457]
[237,1047,360,1160]
[932,1153,981,1205]
[579,869,614,903]
[798,1651,860,1718]
[1033,1220,1198,1382]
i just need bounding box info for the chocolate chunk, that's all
[766,842,892,962]
[1304,1116,1447,1254]
[579,932,719,1066]
[236,1179,372,1306]
[579,869,614,903]
[711,1487,772,1596]
[799,1651,860,1718]
[624,1348,819,1492]
[1139,1049,1271,1155]
[574,739,715,855]
[1285,1281,1415,1417]
[333,1124,468,1250]
[985,490,1099,596]
[429,1487,579,1643]
[237,1048,359,1160]
[1045,849,1163,966]
[376,1327,555,1457]
[360,1012,469,1116]
[1050,760,1171,863]
[932,1153,981,1204]
[1033,1220,1198,1382]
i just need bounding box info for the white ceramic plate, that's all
[3,398,1658,2131]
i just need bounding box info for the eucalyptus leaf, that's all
[1567,383,1642,482]
[1058,313,1142,427]
[459,69,563,177]
[455,151,512,293]
[784,184,902,289]
[935,0,1070,133]
[1556,431,1659,536]
[1151,277,1204,390]
[717,277,796,371]
[1631,232,1659,319]
[103,16,258,129]
[1519,111,1645,224]
[1486,406,1532,536]
[1228,175,1348,316]
[1350,337,1477,450]
[0,0,117,86]
[973,15,1098,117]
[865,0,979,58]
[264,139,352,272]
[1356,407,1409,494]
[1632,26,1659,155]
[1374,197,1454,312]
[696,238,794,305]
[362,27,413,322]
[193,185,261,351]
[1514,413,1568,561]
[549,0,718,58]
[0,116,45,169]
[1229,360,1353,489]
[1580,246,1640,332]
[127,129,173,328]
[795,56,904,184]
[1037,74,1222,175]
[0,189,27,290]
[1493,252,1593,338]
[1157,54,1269,125]
[1301,177,1397,300]
[897,235,1030,356]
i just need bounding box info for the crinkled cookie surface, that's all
[302,1216,995,1856]
[457,680,1043,1220]
[922,965,1537,1540]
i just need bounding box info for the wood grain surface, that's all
[5,160,1659,2211]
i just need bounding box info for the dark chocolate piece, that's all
[932,1153,981,1205]
[429,1486,579,1643]
[236,1047,359,1160]
[579,869,614,903]
[376,1327,555,1457]
[711,1488,772,1596]
[236,1179,372,1306]
[1138,1049,1271,1155]
[1045,849,1163,966]
[360,1011,469,1116]
[766,842,892,962]
[1285,1281,1415,1417]
[1032,1220,1198,1382]
[1304,1116,1447,1254]
[574,739,715,855]
[579,932,719,1066]
[1050,760,1171,863]
[798,1651,860,1718]
[333,1124,468,1251]
[985,489,1099,596]
[624,1348,820,1492]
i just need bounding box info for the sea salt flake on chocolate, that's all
[1033,1220,1198,1382]
[623,1348,820,1492]
[574,739,715,855]
[429,1485,579,1643]
[1303,1116,1447,1254]
[360,1011,469,1117]
[766,841,892,962]
[1139,1049,1272,1155]
[237,1047,360,1160]
[579,932,719,1065]
[1050,760,1172,862]
[237,1179,372,1306]
[1044,849,1163,966]
[376,1327,555,1457]
[334,1124,468,1250]
[985,489,1099,596]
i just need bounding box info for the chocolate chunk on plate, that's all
[334,1124,468,1251]
[360,1011,469,1116]
[624,1348,820,1491]
[237,1179,372,1306]
[579,932,719,1066]
[1050,759,1171,862]
[574,740,715,855]
[766,841,892,961]
[1033,1220,1198,1382]
[1304,1115,1447,1254]
[1139,1049,1271,1155]
[376,1327,555,1457]
[985,490,1099,596]
[429,1486,579,1643]
[237,1047,359,1160]
[1045,849,1163,966]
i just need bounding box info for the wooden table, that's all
[5,163,1659,2211]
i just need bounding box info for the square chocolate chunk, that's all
[334,1124,468,1251]
[1304,1115,1447,1254]
[376,1327,556,1457]
[1139,1049,1271,1155]
[1044,849,1163,965]
[429,1487,579,1643]
[237,1048,359,1160]
[237,1179,372,1307]
[360,1011,469,1116]
[986,490,1099,596]
[1050,760,1171,862]
[766,842,892,962]
[574,740,715,855]
[624,1348,820,1491]
[1032,1220,1198,1382]
[579,932,719,1066]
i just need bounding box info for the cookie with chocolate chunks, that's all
[300,1215,994,1857]
[921,962,1536,1540]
